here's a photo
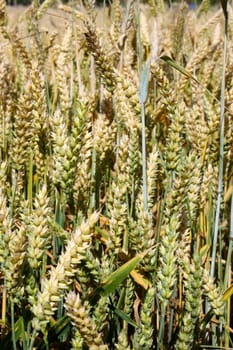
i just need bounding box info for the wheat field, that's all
[0,0,232,349]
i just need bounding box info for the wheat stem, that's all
[210,2,228,279]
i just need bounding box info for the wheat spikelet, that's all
[83,0,96,13]
[172,3,187,61]
[151,64,175,125]
[197,9,222,38]
[0,161,7,191]
[93,112,117,162]
[75,267,93,297]
[116,70,141,117]
[130,206,156,272]
[156,0,165,14]
[177,40,219,95]
[11,82,33,173]
[0,61,15,158]
[157,215,179,307]
[10,170,24,219]
[202,269,225,321]
[71,330,83,350]
[84,20,117,93]
[147,0,156,16]
[58,4,85,22]
[183,153,202,223]
[115,0,135,70]
[36,0,57,20]
[51,101,89,195]
[2,101,13,158]
[197,0,210,16]
[70,99,91,180]
[114,82,141,130]
[11,33,32,70]
[123,277,135,316]
[164,107,185,171]
[111,0,122,44]
[0,182,26,304]
[202,45,221,89]
[122,0,134,36]
[127,123,141,194]
[93,295,110,334]
[20,187,50,302]
[156,8,174,56]
[175,254,202,350]
[184,99,210,160]
[114,277,134,347]
[4,225,27,303]
[65,291,107,349]
[50,109,70,191]
[25,185,51,269]
[140,10,150,52]
[108,134,130,253]
[80,250,106,295]
[205,96,219,134]
[133,288,154,349]
[177,229,191,267]
[200,164,215,209]
[31,212,99,331]
[0,61,15,108]
[56,26,73,117]
[165,175,186,224]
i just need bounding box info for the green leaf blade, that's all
[99,254,144,296]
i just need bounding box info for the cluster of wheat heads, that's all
[0,0,232,349]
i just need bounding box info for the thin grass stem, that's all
[210,5,228,279]
[11,299,17,350]
[224,191,233,288]
[157,305,166,350]
[29,329,38,350]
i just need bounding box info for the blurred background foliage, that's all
[5,0,220,7]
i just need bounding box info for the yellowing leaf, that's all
[200,244,210,259]
[95,226,109,243]
[130,270,152,290]
[224,184,233,202]
[222,284,233,301]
